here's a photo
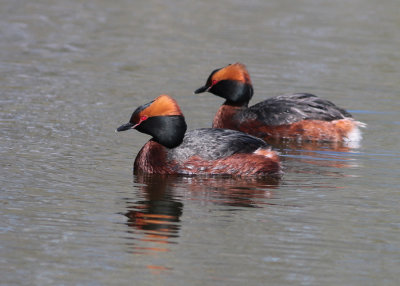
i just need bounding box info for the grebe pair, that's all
[117,63,365,176]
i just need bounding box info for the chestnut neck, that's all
[134,140,171,174]
[212,104,244,129]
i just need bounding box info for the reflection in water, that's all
[266,138,358,153]
[270,140,362,171]
[122,173,281,272]
[182,175,280,208]
[125,174,183,256]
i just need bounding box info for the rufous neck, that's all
[212,104,244,129]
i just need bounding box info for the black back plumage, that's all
[167,128,269,162]
[238,93,353,126]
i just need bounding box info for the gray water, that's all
[1,0,400,285]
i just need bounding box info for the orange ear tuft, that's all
[212,63,252,84]
[140,95,183,118]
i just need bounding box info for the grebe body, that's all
[195,63,365,142]
[117,95,280,176]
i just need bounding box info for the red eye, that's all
[132,115,148,129]
[212,80,217,86]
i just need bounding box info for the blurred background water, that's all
[1,0,400,285]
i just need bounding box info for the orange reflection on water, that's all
[124,174,182,258]
[123,173,280,260]
[146,264,172,275]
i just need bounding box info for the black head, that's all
[194,63,253,106]
[117,95,187,149]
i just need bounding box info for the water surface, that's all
[1,0,400,285]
